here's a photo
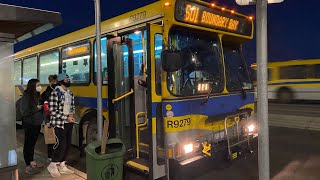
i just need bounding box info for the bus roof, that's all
[15,0,252,59]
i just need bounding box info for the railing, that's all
[112,89,134,103]
[135,112,148,158]
[224,112,250,159]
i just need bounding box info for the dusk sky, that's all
[1,0,318,64]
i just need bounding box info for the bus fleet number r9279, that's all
[167,118,191,128]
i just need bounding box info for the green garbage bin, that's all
[85,138,125,180]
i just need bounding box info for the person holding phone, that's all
[20,79,44,174]
[47,73,75,177]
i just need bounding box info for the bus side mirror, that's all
[161,50,182,72]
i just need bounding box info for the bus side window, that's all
[62,42,91,84]
[39,51,59,84]
[268,68,271,81]
[315,65,320,78]
[22,56,37,85]
[94,37,108,84]
[14,60,22,85]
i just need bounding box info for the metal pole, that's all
[94,0,102,141]
[256,0,270,180]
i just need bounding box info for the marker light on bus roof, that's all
[221,7,226,11]
[249,16,253,20]
[231,10,235,14]
[211,3,215,7]
[164,2,171,6]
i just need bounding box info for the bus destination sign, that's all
[175,0,252,36]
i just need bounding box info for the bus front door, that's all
[107,37,135,150]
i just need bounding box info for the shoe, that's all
[47,162,61,177]
[30,161,44,168]
[25,165,41,175]
[58,161,74,175]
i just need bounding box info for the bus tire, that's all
[277,87,293,104]
[79,116,97,157]
[86,117,98,144]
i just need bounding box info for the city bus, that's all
[251,59,320,103]
[14,0,257,179]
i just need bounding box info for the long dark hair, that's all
[25,79,40,105]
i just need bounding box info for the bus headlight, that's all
[184,144,193,154]
[248,124,255,133]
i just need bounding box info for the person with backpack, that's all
[20,79,44,174]
[47,73,75,177]
[40,74,58,162]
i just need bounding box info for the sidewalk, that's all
[16,130,86,180]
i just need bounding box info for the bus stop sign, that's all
[236,0,284,5]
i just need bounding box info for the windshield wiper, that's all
[201,83,214,105]
[227,64,247,99]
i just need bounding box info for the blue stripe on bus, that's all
[162,93,254,117]
[73,93,254,118]
[75,97,108,109]
[17,85,24,94]
[269,81,320,86]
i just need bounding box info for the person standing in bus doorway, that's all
[39,74,58,162]
[20,79,44,174]
[47,73,75,177]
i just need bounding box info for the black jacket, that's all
[40,85,55,104]
[20,93,44,126]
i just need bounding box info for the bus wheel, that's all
[277,88,293,104]
[86,117,98,145]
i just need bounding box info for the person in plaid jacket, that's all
[47,73,75,177]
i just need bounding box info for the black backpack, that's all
[15,98,23,121]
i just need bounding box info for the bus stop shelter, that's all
[0,4,61,179]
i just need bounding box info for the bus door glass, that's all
[107,37,135,149]
[125,31,147,117]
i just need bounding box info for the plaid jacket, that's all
[49,87,75,129]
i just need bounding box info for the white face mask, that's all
[36,86,42,92]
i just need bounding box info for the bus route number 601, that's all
[167,118,191,128]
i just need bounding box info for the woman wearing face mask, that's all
[20,79,44,174]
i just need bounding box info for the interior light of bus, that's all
[211,3,215,7]
[231,10,235,14]
[164,2,171,6]
[134,31,141,34]
[221,7,226,11]
[190,7,196,11]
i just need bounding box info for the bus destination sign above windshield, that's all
[175,0,252,36]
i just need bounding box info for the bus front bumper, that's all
[178,134,258,166]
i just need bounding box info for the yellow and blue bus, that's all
[251,59,320,103]
[14,0,257,179]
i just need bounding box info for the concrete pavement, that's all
[16,127,86,180]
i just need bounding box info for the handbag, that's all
[43,124,56,144]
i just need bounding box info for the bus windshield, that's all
[167,29,224,96]
[224,46,253,91]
